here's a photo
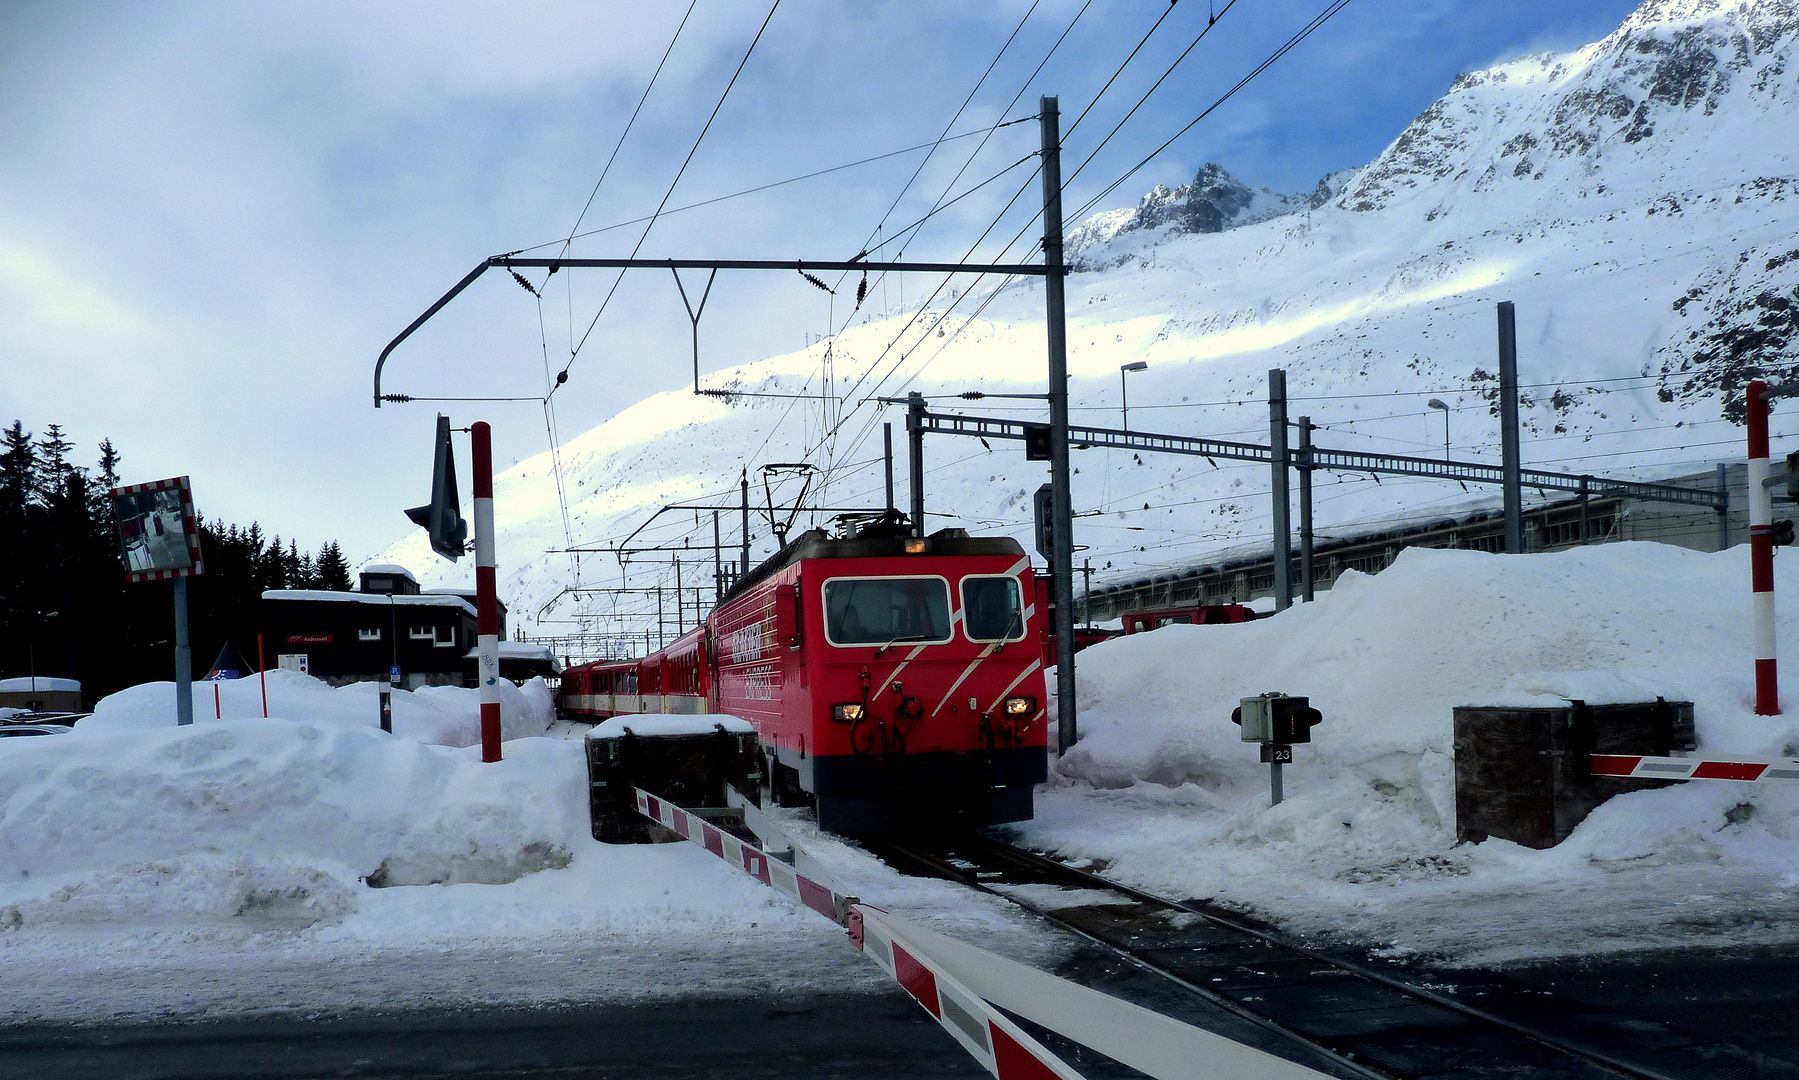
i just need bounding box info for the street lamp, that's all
[1427,399,1450,461]
[1120,361,1148,430]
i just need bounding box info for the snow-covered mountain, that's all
[1067,162,1334,262]
[379,0,1799,642]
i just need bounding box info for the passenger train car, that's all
[561,521,1050,832]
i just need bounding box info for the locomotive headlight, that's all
[832,703,865,722]
[1004,696,1035,717]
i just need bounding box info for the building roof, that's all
[464,641,563,672]
[361,563,417,581]
[0,677,80,693]
[262,590,477,617]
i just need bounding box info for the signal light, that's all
[1775,519,1796,547]
[1023,423,1052,461]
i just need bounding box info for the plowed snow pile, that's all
[79,667,557,747]
[0,677,1039,1021]
[1022,542,1799,964]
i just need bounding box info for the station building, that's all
[262,564,559,688]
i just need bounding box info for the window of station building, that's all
[408,625,435,641]
[961,576,1025,642]
[823,576,951,647]
[358,628,381,642]
[433,625,455,647]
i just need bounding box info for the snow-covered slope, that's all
[379,0,1799,639]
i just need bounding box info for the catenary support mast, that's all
[1040,96,1078,752]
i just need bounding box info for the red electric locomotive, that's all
[562,517,1050,832]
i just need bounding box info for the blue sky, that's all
[0,0,1643,559]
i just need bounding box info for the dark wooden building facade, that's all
[262,565,491,689]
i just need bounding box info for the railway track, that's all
[863,832,1796,1080]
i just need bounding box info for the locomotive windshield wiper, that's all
[873,634,931,657]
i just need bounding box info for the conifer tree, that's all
[316,541,353,590]
[0,421,35,515]
[34,424,73,505]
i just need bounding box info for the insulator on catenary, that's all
[511,271,540,297]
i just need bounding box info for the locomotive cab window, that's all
[962,575,1025,642]
[823,576,951,647]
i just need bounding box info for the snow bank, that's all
[1025,542,1799,962]
[0,720,830,947]
[1060,542,1799,787]
[81,669,556,747]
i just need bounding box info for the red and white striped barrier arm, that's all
[634,788,857,924]
[1591,754,1799,783]
[633,787,1331,1080]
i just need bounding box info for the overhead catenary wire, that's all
[506,121,1038,258]
[556,0,783,394]
[1068,0,1357,224]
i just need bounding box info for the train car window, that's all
[962,576,1025,642]
[822,577,951,647]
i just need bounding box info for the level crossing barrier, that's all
[632,786,1331,1080]
[1589,753,1799,783]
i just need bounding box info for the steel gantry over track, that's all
[373,97,1088,751]
[908,394,1729,607]
[914,403,1726,507]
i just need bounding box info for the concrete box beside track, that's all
[585,722,761,844]
[1453,699,1696,850]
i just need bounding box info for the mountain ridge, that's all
[377,0,1799,639]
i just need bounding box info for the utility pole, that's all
[1498,301,1524,553]
[712,511,723,601]
[1041,95,1079,752]
[1297,416,1315,603]
[884,423,896,512]
[740,470,751,576]
[1717,463,1731,552]
[1269,370,1292,612]
[908,391,927,537]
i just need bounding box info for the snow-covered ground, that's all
[1016,540,1799,967]
[0,542,1794,1024]
[0,675,1058,1024]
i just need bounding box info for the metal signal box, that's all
[1234,693,1322,744]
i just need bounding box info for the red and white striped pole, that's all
[1747,380,1780,716]
[472,421,503,760]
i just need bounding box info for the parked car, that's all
[0,724,73,739]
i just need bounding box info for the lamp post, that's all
[1120,361,1148,430]
[1428,398,1450,461]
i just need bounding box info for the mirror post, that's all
[173,576,193,726]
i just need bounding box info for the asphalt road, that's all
[1496,944,1799,1068]
[0,991,988,1080]
[8,946,1797,1080]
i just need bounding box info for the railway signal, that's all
[1233,692,1322,806]
[404,414,468,562]
[1033,483,1055,561]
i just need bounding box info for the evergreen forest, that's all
[1,420,354,707]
